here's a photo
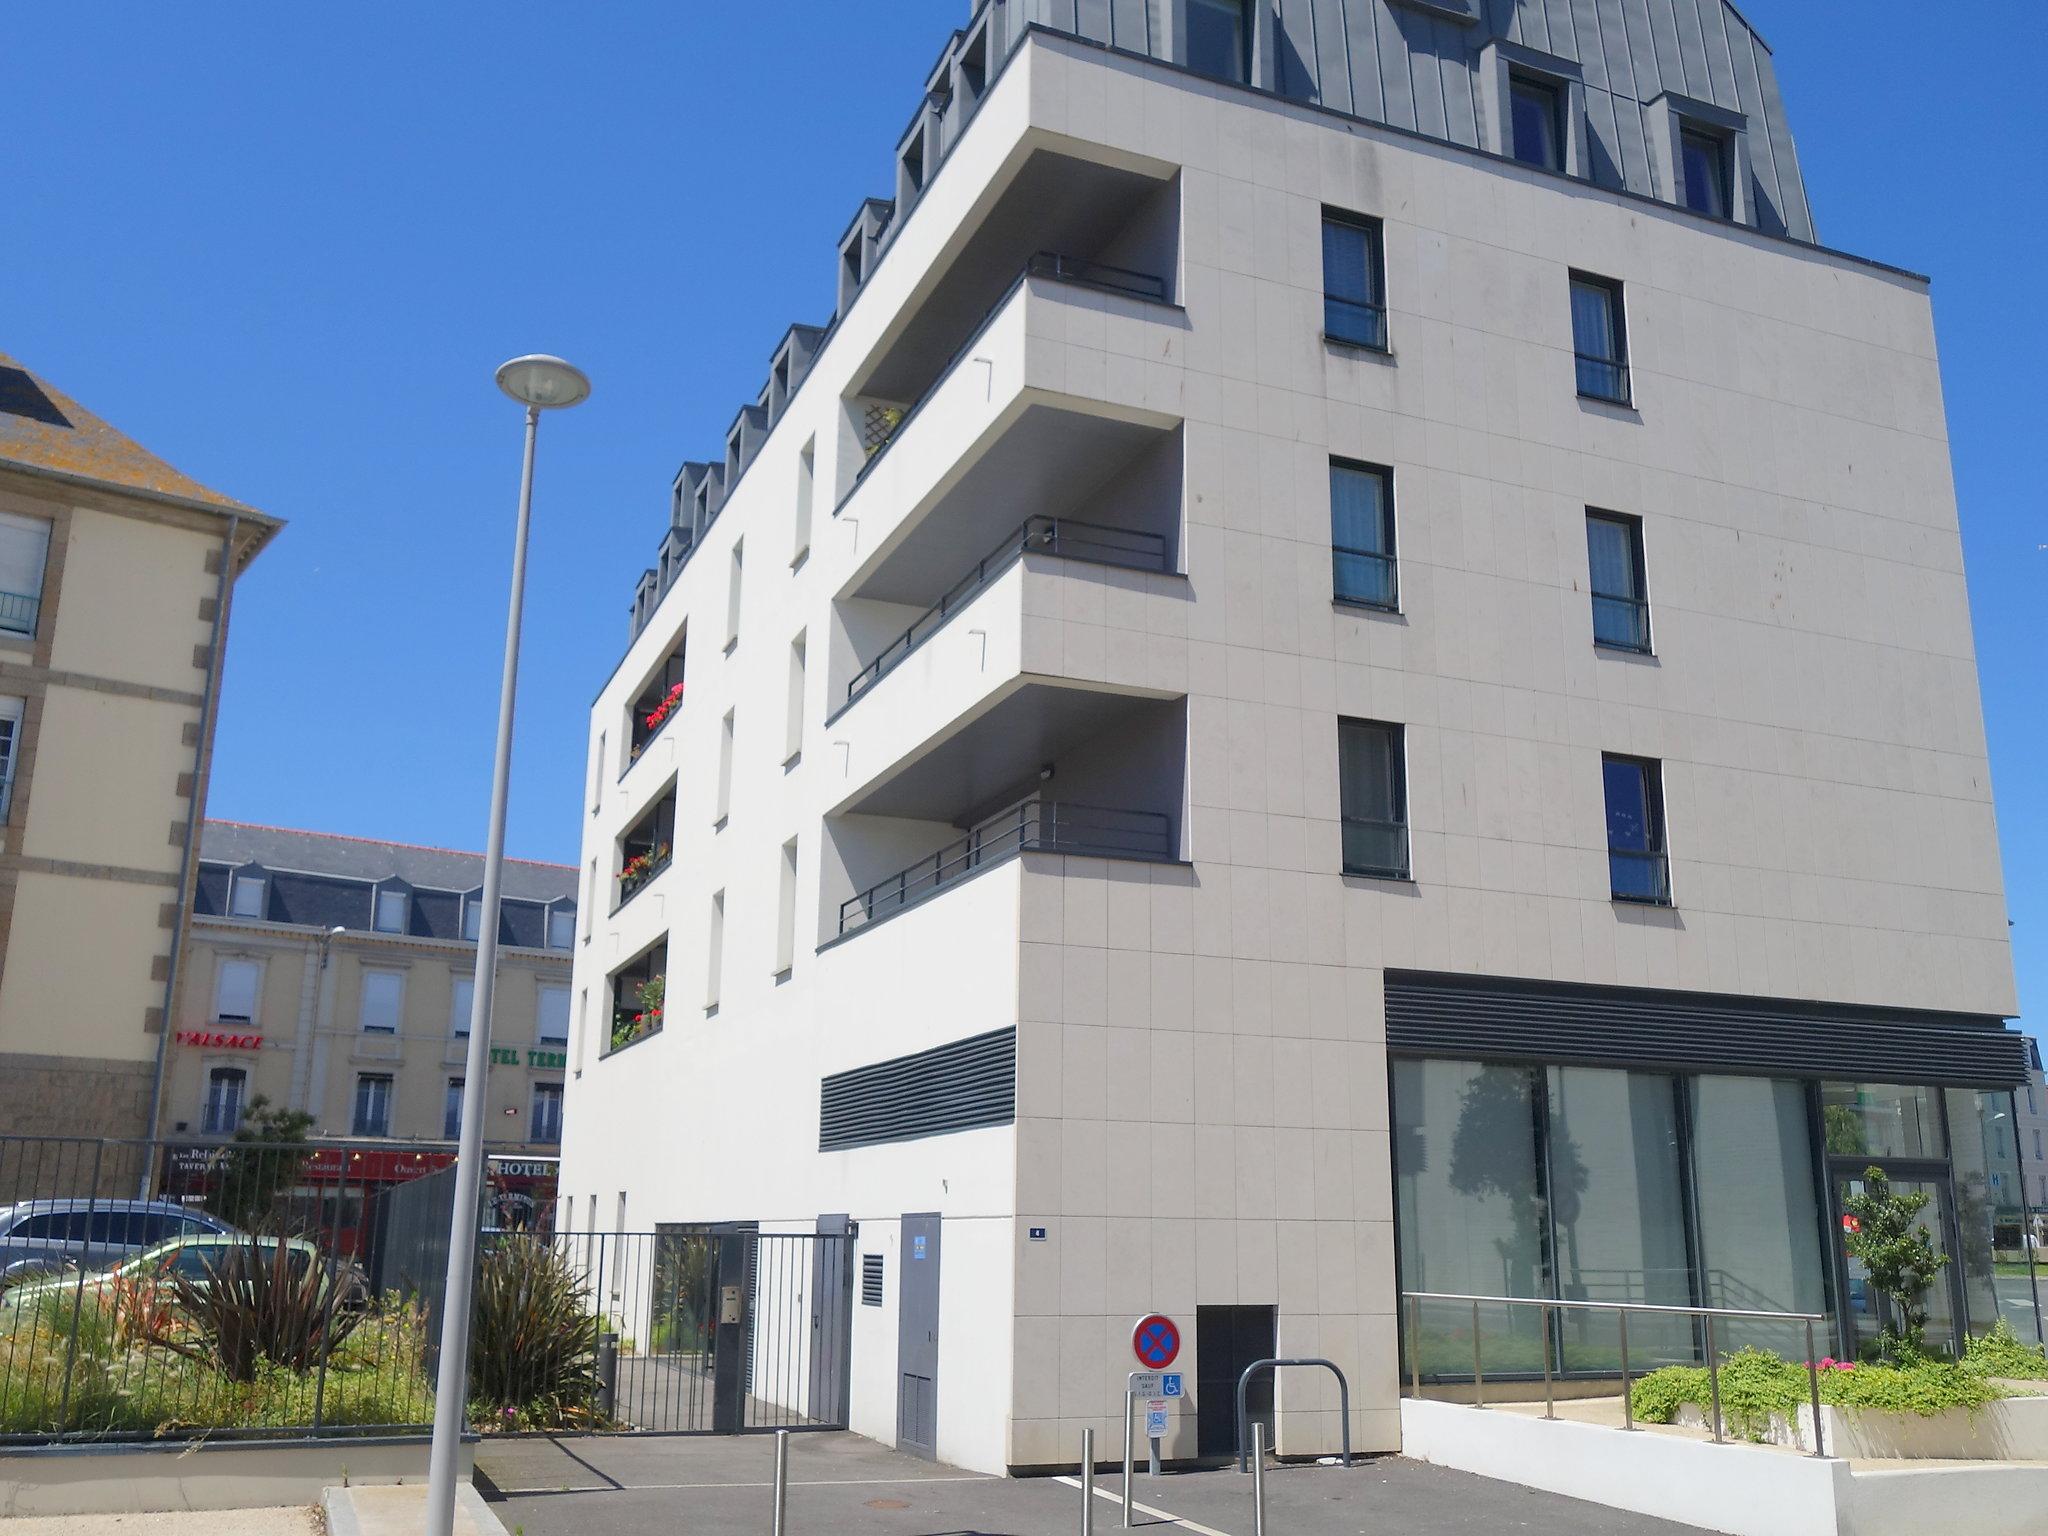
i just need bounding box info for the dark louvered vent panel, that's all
[861,1253,885,1307]
[819,1027,1017,1152]
[1384,971,2026,1087]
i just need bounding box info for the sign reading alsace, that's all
[176,1030,262,1050]
[1132,1313,1181,1370]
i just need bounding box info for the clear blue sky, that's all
[4,5,2041,1014]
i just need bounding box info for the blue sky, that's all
[3,5,2042,1014]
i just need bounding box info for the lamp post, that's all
[424,354,590,1536]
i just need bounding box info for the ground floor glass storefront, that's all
[1393,1058,2043,1380]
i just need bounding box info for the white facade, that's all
[564,26,2017,1475]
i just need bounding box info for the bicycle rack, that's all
[1235,1357,1353,1473]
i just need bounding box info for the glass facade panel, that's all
[1691,1076,1829,1354]
[1393,1060,1551,1376]
[1546,1067,1694,1371]
[1947,1088,2041,1341]
[1821,1081,1944,1160]
[1839,1171,1958,1358]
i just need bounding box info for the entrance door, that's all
[1195,1305,1275,1459]
[896,1213,941,1459]
[1833,1169,1962,1358]
[809,1215,854,1427]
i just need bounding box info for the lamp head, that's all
[495,355,591,410]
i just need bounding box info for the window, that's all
[1320,212,1387,350]
[443,1078,464,1140]
[1330,460,1397,610]
[1585,512,1651,652]
[1186,0,1250,83]
[785,632,807,764]
[214,958,261,1023]
[359,969,404,1034]
[2036,1130,2044,1162]
[373,887,408,934]
[1602,753,1669,903]
[1570,274,1629,404]
[1509,74,1564,170]
[706,890,725,1010]
[546,905,576,950]
[538,984,571,1044]
[352,1074,393,1137]
[793,439,815,565]
[229,872,267,919]
[202,1068,246,1136]
[531,1082,564,1144]
[776,839,799,976]
[725,540,744,650]
[450,975,475,1037]
[0,511,51,636]
[1680,127,1730,218]
[591,732,606,815]
[716,709,735,826]
[0,696,22,822]
[1337,719,1409,879]
[462,897,483,942]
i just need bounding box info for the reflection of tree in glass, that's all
[1447,1066,1584,1297]
[1824,1103,1868,1157]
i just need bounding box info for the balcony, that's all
[615,786,676,914]
[604,941,666,1058]
[625,636,687,779]
[838,800,1172,938]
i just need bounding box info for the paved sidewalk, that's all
[477,1430,1718,1535]
[0,1512,318,1535]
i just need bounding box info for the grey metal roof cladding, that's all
[198,821,575,904]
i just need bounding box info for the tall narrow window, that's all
[716,709,735,826]
[462,896,484,941]
[373,886,408,934]
[1330,460,1397,611]
[785,632,807,765]
[202,1068,247,1136]
[1585,512,1651,652]
[443,1078,464,1139]
[1509,75,1564,171]
[0,696,23,822]
[776,838,799,976]
[793,439,815,565]
[1337,719,1409,879]
[352,1074,393,1137]
[546,904,576,949]
[359,969,404,1034]
[531,1082,564,1143]
[538,984,571,1045]
[1570,274,1630,404]
[1186,0,1250,83]
[450,975,475,1037]
[1680,127,1730,218]
[0,512,51,637]
[1602,753,1670,904]
[725,540,744,650]
[591,732,606,814]
[1321,211,1387,350]
[213,958,262,1023]
[706,890,726,1010]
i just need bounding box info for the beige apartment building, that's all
[167,821,578,1152]
[0,350,281,1141]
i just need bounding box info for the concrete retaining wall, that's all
[0,1435,472,1516]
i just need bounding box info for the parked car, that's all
[0,1200,234,1290]
[3,1233,368,1314]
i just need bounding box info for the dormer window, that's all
[229,872,267,919]
[1509,74,1564,171]
[373,885,409,935]
[1186,0,1250,84]
[462,895,483,942]
[1680,127,1730,218]
[546,905,577,950]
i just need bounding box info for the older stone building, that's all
[0,351,280,1141]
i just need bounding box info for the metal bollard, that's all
[1251,1421,1267,1536]
[772,1429,789,1536]
[1122,1392,1135,1528]
[1081,1427,1095,1536]
[596,1335,619,1423]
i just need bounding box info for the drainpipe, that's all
[140,514,238,1194]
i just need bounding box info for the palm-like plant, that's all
[467,1240,603,1427]
[151,1237,361,1381]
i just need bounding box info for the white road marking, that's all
[1053,1475,1238,1536]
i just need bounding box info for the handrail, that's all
[1401,1289,1830,1458]
[841,514,1169,708]
[1235,1357,1351,1473]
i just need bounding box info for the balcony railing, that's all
[1324,294,1388,351]
[1333,548,1398,611]
[1591,594,1651,652]
[1609,848,1671,905]
[1022,252,1168,303]
[615,850,671,912]
[1575,353,1631,405]
[841,515,1170,710]
[1342,817,1410,880]
[839,801,1173,937]
[0,590,39,637]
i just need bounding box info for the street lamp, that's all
[425,355,589,1536]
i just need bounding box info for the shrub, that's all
[152,1237,363,1381]
[1630,1345,2006,1442]
[467,1240,602,1430]
[1963,1318,2048,1381]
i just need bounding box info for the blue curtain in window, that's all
[1331,463,1395,606]
[1602,759,1651,852]
[1323,222,1376,309]
[1585,518,1633,599]
[1571,282,1614,362]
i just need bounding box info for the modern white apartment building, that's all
[563,0,2031,1474]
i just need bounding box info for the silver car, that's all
[0,1200,233,1289]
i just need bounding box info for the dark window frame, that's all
[202,1067,247,1137]
[352,1073,394,1138]
[1338,717,1411,881]
[1679,125,1732,219]
[1186,0,1252,84]
[1570,272,1631,406]
[1585,510,1652,654]
[1320,208,1389,352]
[1329,458,1399,612]
[1508,72,1566,172]
[1602,752,1671,905]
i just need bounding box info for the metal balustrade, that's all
[1592,593,1651,651]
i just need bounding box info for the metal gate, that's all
[568,1226,855,1434]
